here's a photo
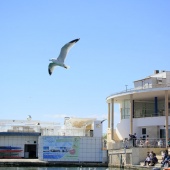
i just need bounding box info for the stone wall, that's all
[108,147,165,167]
[131,147,164,165]
[108,149,132,167]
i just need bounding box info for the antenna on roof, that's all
[125,85,128,91]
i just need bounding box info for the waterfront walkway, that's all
[0,159,108,167]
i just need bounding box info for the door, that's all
[24,144,37,158]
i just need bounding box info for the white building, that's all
[0,117,107,162]
[106,70,170,148]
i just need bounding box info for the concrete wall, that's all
[108,149,132,167]
[131,147,164,165]
[108,148,164,167]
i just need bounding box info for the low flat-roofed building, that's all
[0,117,107,163]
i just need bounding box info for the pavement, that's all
[0,159,45,163]
[0,159,108,167]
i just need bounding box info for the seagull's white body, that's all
[48,38,80,75]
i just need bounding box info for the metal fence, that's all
[111,138,167,150]
[123,138,166,148]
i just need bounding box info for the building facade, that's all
[0,117,107,162]
[106,70,170,149]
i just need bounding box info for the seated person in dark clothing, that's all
[149,154,158,166]
[162,150,168,162]
[161,155,170,167]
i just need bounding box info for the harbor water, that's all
[0,167,111,170]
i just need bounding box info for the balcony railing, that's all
[110,138,167,150]
[121,112,170,119]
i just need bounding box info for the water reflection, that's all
[0,167,109,170]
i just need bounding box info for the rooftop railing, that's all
[107,83,170,99]
[0,125,98,137]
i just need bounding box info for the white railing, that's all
[0,125,96,137]
[107,83,170,99]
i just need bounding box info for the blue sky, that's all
[0,1,170,133]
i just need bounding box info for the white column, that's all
[165,90,169,147]
[111,98,114,140]
[108,103,110,128]
[130,94,133,135]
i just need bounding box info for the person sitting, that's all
[149,151,154,159]
[143,154,151,166]
[149,154,158,166]
[162,150,168,162]
[161,155,170,167]
[162,150,165,161]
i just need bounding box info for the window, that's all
[142,128,146,135]
[160,129,170,138]
[160,129,165,138]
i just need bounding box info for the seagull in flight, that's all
[48,38,80,75]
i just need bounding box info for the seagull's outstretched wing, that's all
[56,38,80,63]
[48,63,57,75]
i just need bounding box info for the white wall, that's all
[166,72,170,84]
[92,120,102,137]
[116,116,170,139]
[134,80,143,89]
[151,71,166,78]
[0,136,38,157]
[116,119,130,140]
[134,116,170,127]
[38,136,103,162]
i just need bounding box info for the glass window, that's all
[160,129,170,138]
[121,99,130,119]
[142,128,146,135]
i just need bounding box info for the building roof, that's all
[65,117,96,128]
[0,132,41,136]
